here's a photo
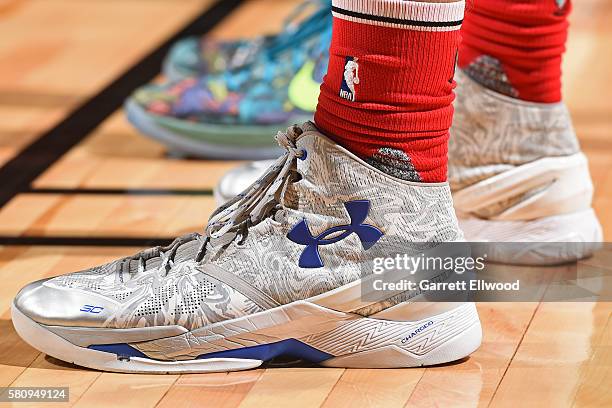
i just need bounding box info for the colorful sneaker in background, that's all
[163,36,268,82]
[126,7,331,159]
[163,0,332,81]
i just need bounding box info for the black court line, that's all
[0,0,243,210]
[26,187,214,196]
[0,236,174,247]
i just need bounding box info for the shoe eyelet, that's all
[298,149,307,161]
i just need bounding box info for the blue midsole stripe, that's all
[87,339,333,364]
[197,339,332,363]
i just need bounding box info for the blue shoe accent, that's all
[197,339,332,363]
[346,201,385,250]
[87,339,332,364]
[88,343,148,359]
[287,200,384,268]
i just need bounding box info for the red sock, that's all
[314,0,465,183]
[459,0,571,103]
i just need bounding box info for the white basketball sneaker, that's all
[449,70,602,264]
[12,123,481,374]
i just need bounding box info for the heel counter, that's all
[454,153,594,221]
[497,153,593,220]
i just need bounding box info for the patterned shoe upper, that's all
[448,70,581,218]
[204,123,462,306]
[164,36,271,80]
[133,4,331,126]
[449,70,580,192]
[163,0,332,79]
[17,123,462,331]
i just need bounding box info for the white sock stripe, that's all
[330,12,463,31]
[332,0,465,29]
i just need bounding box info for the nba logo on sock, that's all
[340,56,359,102]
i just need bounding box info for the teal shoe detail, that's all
[127,3,331,159]
[163,0,331,80]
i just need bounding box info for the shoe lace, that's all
[120,125,305,281]
[206,124,305,241]
[225,0,329,71]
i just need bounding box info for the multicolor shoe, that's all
[448,70,603,264]
[12,122,481,373]
[163,0,331,80]
[125,6,331,159]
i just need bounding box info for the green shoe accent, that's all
[288,60,321,113]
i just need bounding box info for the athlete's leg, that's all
[213,0,466,200]
[315,0,465,183]
[459,0,570,103]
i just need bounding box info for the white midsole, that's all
[454,153,594,221]
[459,208,603,265]
[12,300,481,373]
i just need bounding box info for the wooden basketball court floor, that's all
[0,0,610,406]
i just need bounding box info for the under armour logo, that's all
[287,200,383,268]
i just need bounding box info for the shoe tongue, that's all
[174,240,200,262]
[124,238,201,276]
[298,121,319,134]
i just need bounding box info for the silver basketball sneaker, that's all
[12,123,480,373]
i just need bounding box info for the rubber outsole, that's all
[11,304,262,374]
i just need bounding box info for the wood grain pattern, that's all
[0,0,212,168]
[237,368,344,408]
[157,370,264,408]
[320,368,424,408]
[0,194,216,237]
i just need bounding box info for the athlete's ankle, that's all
[449,70,580,191]
[459,0,570,103]
[314,0,465,183]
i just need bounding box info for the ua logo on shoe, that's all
[287,200,383,268]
